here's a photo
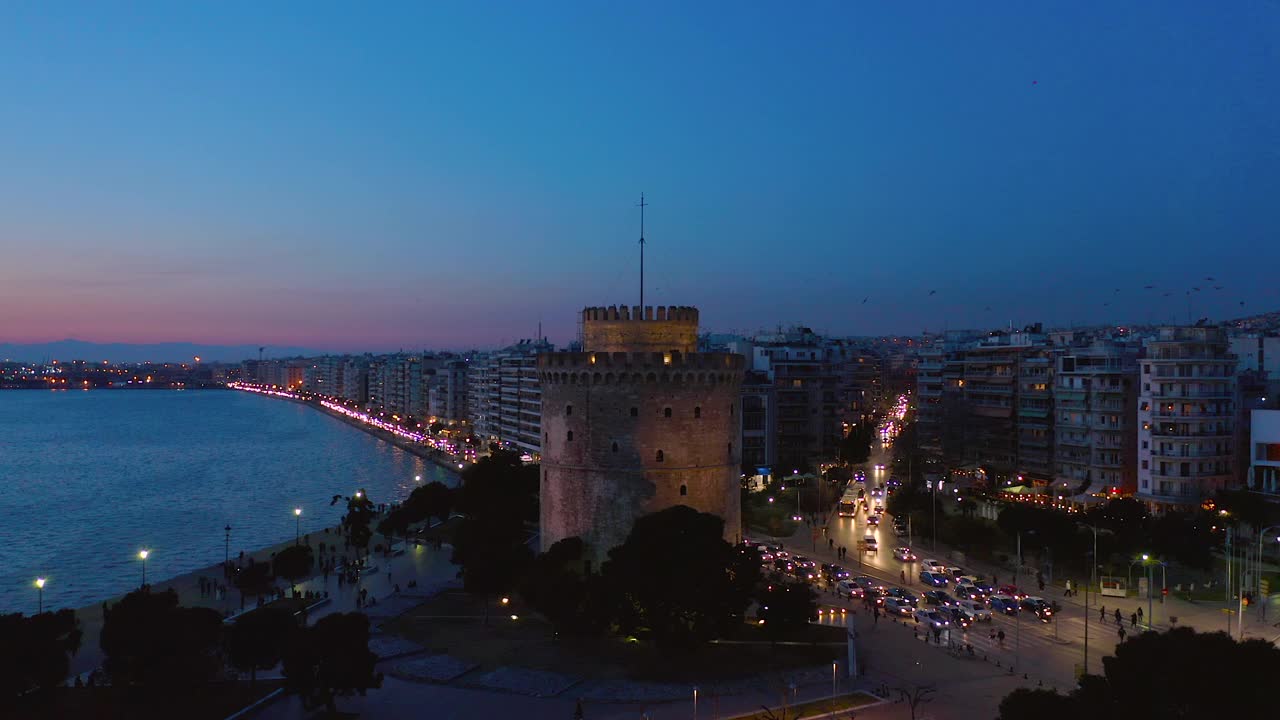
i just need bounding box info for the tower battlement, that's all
[581,305,699,353]
[538,351,744,380]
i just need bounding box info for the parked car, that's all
[893,546,918,562]
[883,598,914,617]
[989,594,1020,615]
[922,590,957,607]
[955,599,993,621]
[913,608,951,630]
[919,571,949,587]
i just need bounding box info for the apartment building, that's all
[469,339,551,457]
[1053,341,1140,495]
[1136,327,1237,508]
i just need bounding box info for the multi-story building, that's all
[427,359,470,424]
[1136,327,1237,508]
[1248,409,1280,499]
[470,340,551,456]
[341,358,368,405]
[740,371,777,473]
[1053,341,1140,495]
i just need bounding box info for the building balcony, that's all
[1150,448,1233,460]
[1150,427,1232,439]
[1057,418,1088,429]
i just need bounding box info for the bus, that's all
[838,492,859,517]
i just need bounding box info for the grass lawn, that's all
[10,680,283,720]
[725,691,880,720]
[382,590,842,684]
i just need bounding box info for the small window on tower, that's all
[630,407,638,417]
[567,431,574,441]
[664,407,672,418]
[566,405,572,416]
[656,450,664,462]
[694,406,701,418]
[680,484,687,496]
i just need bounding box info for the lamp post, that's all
[139,549,150,588]
[35,577,46,614]
[294,507,303,545]
[1258,525,1280,600]
[1084,524,1098,676]
[693,685,699,720]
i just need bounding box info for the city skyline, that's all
[2,3,1277,349]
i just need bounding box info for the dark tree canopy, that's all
[226,607,297,686]
[601,505,761,650]
[519,537,609,637]
[282,612,381,713]
[0,609,82,704]
[100,588,224,688]
[450,453,537,592]
[406,480,454,525]
[273,545,314,583]
[755,581,817,644]
[996,628,1280,719]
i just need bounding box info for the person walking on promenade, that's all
[1100,605,1106,622]
[1114,608,1122,625]
[997,629,1006,647]
[901,570,906,584]
[1137,606,1144,623]
[1118,627,1126,643]
[1130,612,1137,628]
[1064,580,1072,597]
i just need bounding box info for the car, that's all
[867,515,880,526]
[921,559,946,573]
[1020,596,1055,622]
[893,547,918,562]
[835,580,865,599]
[918,571,948,587]
[953,583,985,601]
[989,594,1020,615]
[913,608,951,630]
[874,504,885,514]
[791,565,817,582]
[883,598,914,617]
[792,555,817,570]
[773,558,795,574]
[773,548,790,560]
[944,567,967,580]
[893,525,908,537]
[886,587,919,607]
[956,574,985,586]
[821,563,851,582]
[997,584,1025,598]
[851,576,885,593]
[939,606,973,629]
[922,590,957,607]
[862,536,878,553]
[955,599,993,621]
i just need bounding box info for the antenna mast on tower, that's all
[637,192,647,308]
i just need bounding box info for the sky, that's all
[0,2,1276,351]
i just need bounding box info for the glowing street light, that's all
[35,577,46,614]
[139,549,150,588]
[414,475,422,482]
[294,507,303,545]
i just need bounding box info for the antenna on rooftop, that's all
[259,346,265,362]
[637,192,648,308]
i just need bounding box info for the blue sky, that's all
[0,2,1275,350]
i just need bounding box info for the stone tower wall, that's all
[538,351,745,557]
[581,305,699,354]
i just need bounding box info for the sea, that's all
[0,389,456,615]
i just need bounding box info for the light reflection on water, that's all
[0,389,456,614]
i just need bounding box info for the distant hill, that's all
[0,340,329,364]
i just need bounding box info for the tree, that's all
[282,612,381,713]
[519,537,608,636]
[100,588,224,688]
[451,453,537,592]
[996,628,1280,719]
[0,609,82,704]
[755,581,817,645]
[428,421,445,435]
[602,505,761,650]
[341,489,377,560]
[996,688,1078,720]
[226,608,296,687]
[406,480,453,525]
[233,561,273,596]
[893,683,937,720]
[273,545,314,585]
[376,509,412,552]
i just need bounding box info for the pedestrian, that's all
[1064,580,1072,597]
[1038,577,1045,592]
[1114,608,1122,625]
[901,570,906,584]
[1118,627,1126,642]
[1137,606,1144,622]
[829,538,835,550]
[1100,605,1106,621]
[873,607,880,625]
[997,629,1006,647]
[993,574,999,587]
[1131,612,1137,628]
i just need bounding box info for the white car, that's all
[863,536,878,552]
[921,559,946,573]
[835,580,865,599]
[893,547,918,562]
[955,599,993,622]
[913,608,951,630]
[883,598,914,617]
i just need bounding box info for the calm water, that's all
[0,390,455,614]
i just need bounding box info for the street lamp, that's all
[294,507,303,545]
[35,577,46,614]
[1083,525,1099,676]
[139,549,150,588]
[1258,525,1280,600]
